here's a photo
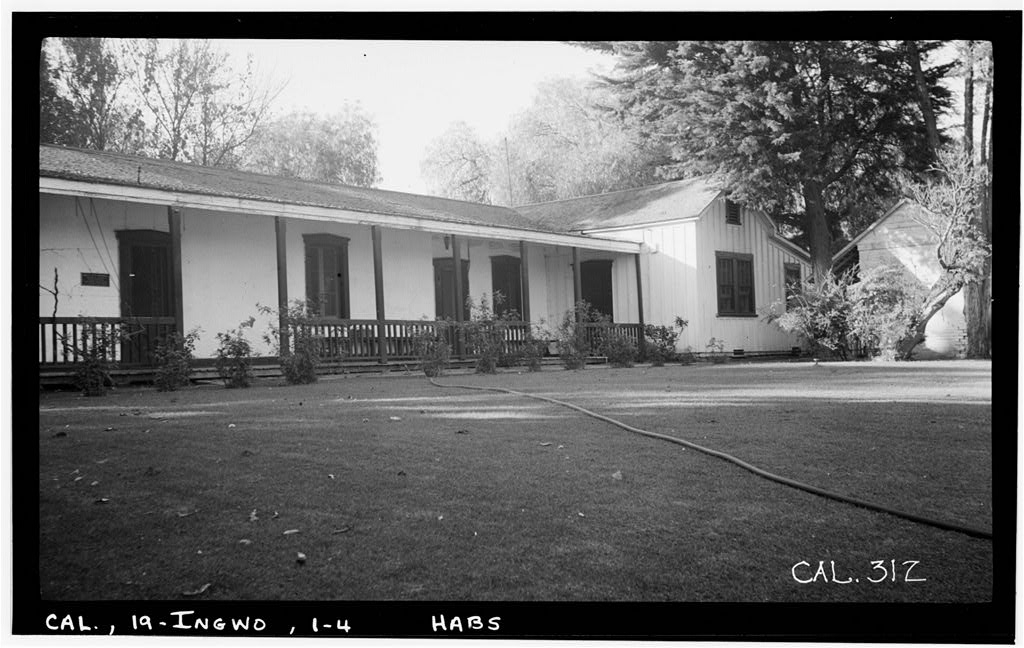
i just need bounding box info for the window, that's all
[304,234,349,318]
[784,262,802,308]
[716,252,755,316]
[725,198,742,225]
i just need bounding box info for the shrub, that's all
[153,329,200,391]
[519,333,547,372]
[766,271,856,360]
[72,323,126,397]
[848,265,927,361]
[706,336,727,364]
[644,316,688,366]
[464,292,522,374]
[602,330,638,368]
[554,301,605,370]
[414,321,451,377]
[215,317,256,388]
[259,301,330,385]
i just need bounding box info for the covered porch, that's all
[38,184,646,378]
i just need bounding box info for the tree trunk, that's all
[899,274,964,359]
[907,40,940,159]
[962,40,974,160]
[802,179,833,282]
[963,45,991,358]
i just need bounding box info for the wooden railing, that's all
[39,316,645,368]
[39,316,177,366]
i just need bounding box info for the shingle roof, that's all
[514,176,724,232]
[39,145,558,233]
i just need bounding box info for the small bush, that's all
[644,316,688,366]
[555,301,605,370]
[766,271,855,360]
[464,292,522,375]
[68,321,132,397]
[848,265,926,361]
[415,322,452,377]
[259,301,330,385]
[706,337,727,364]
[602,330,638,368]
[215,317,256,388]
[519,334,547,372]
[153,329,200,391]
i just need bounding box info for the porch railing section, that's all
[581,322,643,354]
[39,316,177,366]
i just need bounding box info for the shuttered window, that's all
[304,234,350,318]
[725,199,742,225]
[716,252,755,316]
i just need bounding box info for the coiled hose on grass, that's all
[429,377,993,541]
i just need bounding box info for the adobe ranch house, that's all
[38,144,810,375]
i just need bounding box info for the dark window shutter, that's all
[717,257,734,313]
[725,199,742,225]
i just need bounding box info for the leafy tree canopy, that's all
[241,107,382,187]
[585,40,954,277]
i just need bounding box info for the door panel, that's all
[433,258,470,320]
[581,259,614,322]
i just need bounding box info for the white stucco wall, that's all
[855,203,966,358]
[39,193,168,318]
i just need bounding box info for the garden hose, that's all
[429,377,993,541]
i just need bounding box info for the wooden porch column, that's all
[572,246,582,321]
[451,234,465,356]
[167,207,185,337]
[635,252,647,358]
[519,240,531,323]
[274,216,290,355]
[372,225,387,365]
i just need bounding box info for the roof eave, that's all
[39,176,642,254]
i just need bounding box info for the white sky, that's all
[218,40,616,195]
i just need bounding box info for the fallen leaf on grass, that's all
[182,583,211,597]
[228,424,236,429]
[283,529,300,535]
[95,458,109,464]
[362,418,369,423]
[249,509,259,522]
[272,511,279,519]
[557,445,564,449]
[296,552,307,564]
[238,539,252,545]
[95,498,109,504]
[74,476,83,482]
[328,474,335,479]
[177,509,199,518]
[52,431,67,438]
[456,429,469,435]
[90,481,99,487]
[611,471,623,481]
[539,442,552,447]
[104,427,115,431]
[577,512,585,517]
[389,416,402,422]
[332,526,351,534]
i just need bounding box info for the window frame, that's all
[715,251,756,317]
[783,262,802,309]
[303,233,350,319]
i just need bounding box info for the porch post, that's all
[372,225,387,365]
[274,216,290,355]
[452,234,464,356]
[519,240,531,323]
[634,252,646,358]
[572,246,582,322]
[167,207,185,337]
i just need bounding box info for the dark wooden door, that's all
[433,258,470,320]
[581,260,614,322]
[490,255,522,317]
[117,230,172,317]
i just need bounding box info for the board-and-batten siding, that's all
[854,203,966,358]
[693,199,810,352]
[607,198,809,353]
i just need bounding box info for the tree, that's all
[491,78,662,205]
[419,78,660,206]
[960,41,993,358]
[123,38,280,167]
[420,121,492,202]
[898,150,990,359]
[40,38,144,151]
[589,41,952,280]
[241,108,382,187]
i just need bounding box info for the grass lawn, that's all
[37,360,992,602]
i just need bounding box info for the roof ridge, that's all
[514,175,719,209]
